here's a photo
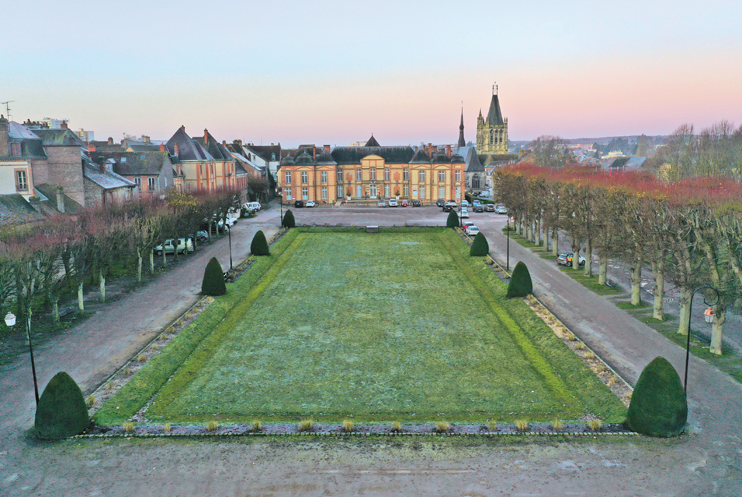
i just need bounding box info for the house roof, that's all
[465,147,485,172]
[192,131,233,161]
[166,126,212,162]
[92,151,171,176]
[33,129,85,147]
[331,146,415,165]
[249,144,281,163]
[34,183,84,214]
[365,134,380,147]
[83,159,137,190]
[486,94,504,126]
[5,122,46,157]
[0,194,42,224]
[230,152,264,173]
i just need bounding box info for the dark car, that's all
[294,200,304,208]
[436,199,446,208]
[412,199,421,207]
[473,204,484,212]
[485,204,495,212]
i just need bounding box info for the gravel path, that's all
[0,204,740,496]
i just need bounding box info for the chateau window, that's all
[10,143,21,156]
[285,171,292,184]
[384,168,390,181]
[286,188,293,200]
[148,177,156,191]
[438,186,445,199]
[384,184,390,197]
[370,168,376,181]
[369,184,377,198]
[321,186,328,200]
[403,169,409,181]
[337,170,343,182]
[403,184,409,196]
[356,169,362,181]
[438,171,445,183]
[321,171,327,184]
[418,171,425,183]
[302,187,308,200]
[15,170,28,191]
[337,185,343,198]
[301,172,308,184]
[455,170,461,182]
[419,186,425,199]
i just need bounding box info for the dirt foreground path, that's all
[1,206,741,496]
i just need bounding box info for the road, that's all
[0,203,740,496]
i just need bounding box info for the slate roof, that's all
[83,158,137,190]
[34,183,84,214]
[409,148,431,164]
[0,194,42,224]
[365,135,380,147]
[230,152,264,173]
[331,146,415,165]
[93,151,170,176]
[294,150,316,165]
[465,147,484,172]
[432,152,451,164]
[315,150,337,165]
[249,144,281,162]
[486,94,505,126]
[192,131,233,161]
[127,144,162,152]
[33,129,85,147]
[5,122,46,157]
[166,127,212,162]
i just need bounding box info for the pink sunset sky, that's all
[3,0,741,147]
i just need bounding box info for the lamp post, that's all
[6,311,39,405]
[684,286,719,393]
[506,211,510,272]
[227,224,233,270]
[279,189,283,227]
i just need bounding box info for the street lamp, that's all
[227,224,233,270]
[5,311,39,405]
[684,286,719,393]
[506,212,510,272]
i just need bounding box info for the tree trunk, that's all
[677,287,692,335]
[62,252,73,292]
[584,237,593,277]
[535,219,541,246]
[571,240,580,271]
[99,270,106,303]
[52,296,59,323]
[552,230,558,256]
[543,225,549,250]
[77,282,85,312]
[162,243,167,267]
[149,251,155,274]
[651,261,665,320]
[630,257,642,305]
[598,255,608,285]
[137,249,142,283]
[710,306,726,355]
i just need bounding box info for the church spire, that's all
[457,105,466,148]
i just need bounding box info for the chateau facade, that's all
[280,137,466,204]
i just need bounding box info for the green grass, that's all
[616,301,650,310]
[97,229,625,425]
[558,267,623,295]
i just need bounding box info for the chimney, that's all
[87,143,96,152]
[446,145,451,158]
[159,143,166,152]
[104,159,115,173]
[108,137,114,145]
[204,129,208,143]
[60,121,68,130]
[142,135,150,143]
[428,143,432,158]
[324,144,331,154]
[234,139,242,148]
[173,143,179,158]
[56,185,65,213]
[312,147,316,159]
[181,125,185,131]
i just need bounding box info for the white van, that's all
[243,201,261,212]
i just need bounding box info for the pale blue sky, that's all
[3,0,741,146]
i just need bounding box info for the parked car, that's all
[459,208,469,219]
[465,225,480,237]
[389,198,398,207]
[154,238,194,255]
[446,200,457,208]
[460,200,470,209]
[294,200,304,208]
[557,252,586,266]
[305,200,316,208]
[485,204,495,212]
[378,199,386,207]
[400,199,409,207]
[473,204,484,212]
[495,204,508,214]
[243,201,261,211]
[472,199,481,207]
[461,220,475,231]
[412,199,421,207]
[196,230,210,242]
[436,199,446,208]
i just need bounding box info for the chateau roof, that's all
[365,134,380,147]
[331,146,415,165]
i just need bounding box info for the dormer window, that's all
[10,143,21,156]
[15,170,28,191]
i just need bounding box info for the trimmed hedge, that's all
[250,230,270,256]
[446,210,460,228]
[282,209,295,228]
[201,257,226,296]
[35,372,89,439]
[626,356,687,437]
[506,261,533,298]
[470,232,489,256]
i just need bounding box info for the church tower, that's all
[476,84,509,155]
[457,107,466,149]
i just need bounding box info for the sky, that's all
[3,0,741,147]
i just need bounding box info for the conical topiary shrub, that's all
[201,257,226,296]
[35,372,89,439]
[446,209,459,228]
[282,209,295,228]
[470,232,489,256]
[506,261,533,298]
[626,356,687,437]
[250,230,270,256]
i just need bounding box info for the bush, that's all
[446,210,459,228]
[469,232,489,256]
[626,356,687,437]
[506,261,533,298]
[35,372,89,439]
[201,257,226,296]
[250,230,270,256]
[282,209,295,228]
